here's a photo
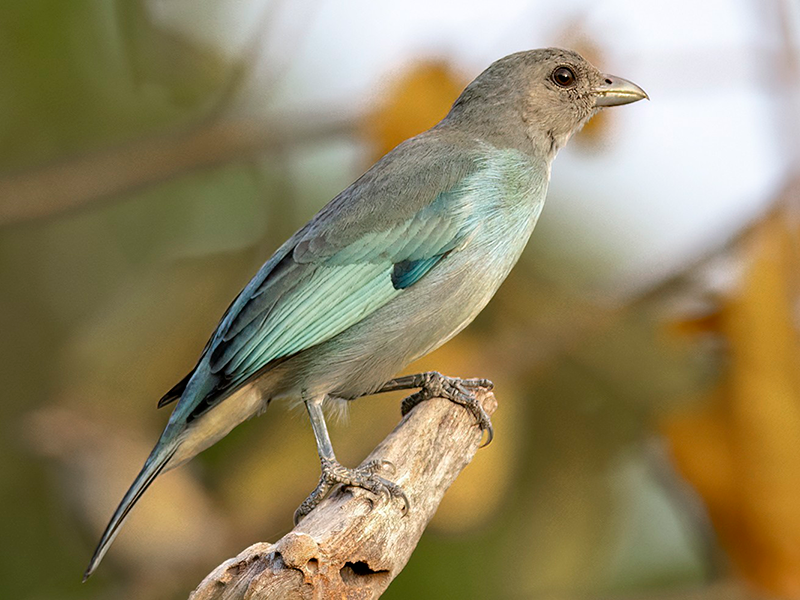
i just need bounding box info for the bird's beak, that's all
[594,75,648,107]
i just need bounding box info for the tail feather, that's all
[157,371,192,409]
[82,441,179,581]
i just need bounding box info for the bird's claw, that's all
[294,457,408,525]
[400,372,494,446]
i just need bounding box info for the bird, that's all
[84,47,647,580]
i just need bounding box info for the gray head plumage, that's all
[443,48,647,157]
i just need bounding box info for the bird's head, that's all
[446,48,647,158]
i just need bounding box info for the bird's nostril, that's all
[605,78,613,85]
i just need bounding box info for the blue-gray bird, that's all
[84,48,646,579]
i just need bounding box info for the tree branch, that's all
[189,389,497,600]
[0,114,356,227]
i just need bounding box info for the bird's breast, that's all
[467,153,549,282]
[395,154,549,358]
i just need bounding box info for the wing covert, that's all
[184,135,489,415]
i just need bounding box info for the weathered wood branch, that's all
[189,389,497,600]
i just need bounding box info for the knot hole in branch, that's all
[339,561,390,587]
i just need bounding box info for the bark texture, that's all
[189,389,497,600]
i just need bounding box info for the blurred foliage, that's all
[0,2,229,172]
[664,208,800,598]
[362,60,465,159]
[1,3,797,600]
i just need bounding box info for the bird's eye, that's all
[552,66,576,88]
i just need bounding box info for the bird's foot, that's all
[401,372,494,447]
[293,458,408,524]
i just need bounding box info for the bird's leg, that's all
[372,372,495,446]
[294,394,409,524]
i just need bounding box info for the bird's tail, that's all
[82,437,180,581]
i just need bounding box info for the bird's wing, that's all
[172,137,487,419]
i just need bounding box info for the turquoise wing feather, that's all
[209,192,476,386]
[176,153,487,418]
[391,256,446,289]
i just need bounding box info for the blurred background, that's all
[2,0,799,598]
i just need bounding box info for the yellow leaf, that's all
[664,211,800,597]
[362,60,465,160]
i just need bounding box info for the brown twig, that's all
[189,389,497,600]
